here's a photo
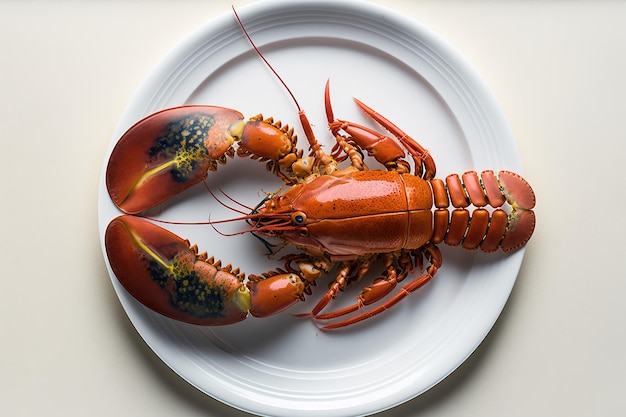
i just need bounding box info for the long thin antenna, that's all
[232,6,302,112]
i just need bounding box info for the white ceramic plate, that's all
[98,1,525,416]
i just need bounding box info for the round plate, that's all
[98,1,525,416]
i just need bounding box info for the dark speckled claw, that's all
[105,215,250,325]
[106,106,244,214]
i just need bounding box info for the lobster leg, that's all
[324,81,436,179]
[319,244,442,330]
[309,262,355,316]
[325,81,405,173]
[353,98,437,180]
[312,254,400,320]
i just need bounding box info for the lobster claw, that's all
[106,105,244,214]
[105,215,250,325]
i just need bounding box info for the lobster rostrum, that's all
[104,14,536,330]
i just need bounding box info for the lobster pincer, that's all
[106,105,301,214]
[106,215,312,324]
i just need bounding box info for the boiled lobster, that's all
[103,12,535,330]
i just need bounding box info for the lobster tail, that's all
[430,170,536,253]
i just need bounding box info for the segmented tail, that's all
[430,170,536,253]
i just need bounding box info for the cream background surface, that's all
[1,1,624,416]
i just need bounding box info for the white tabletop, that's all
[1,1,624,416]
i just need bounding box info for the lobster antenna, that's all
[232,6,303,112]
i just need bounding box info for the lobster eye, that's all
[299,228,309,237]
[291,211,306,224]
